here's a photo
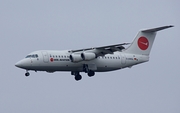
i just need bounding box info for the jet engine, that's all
[81,52,96,61]
[69,54,83,63]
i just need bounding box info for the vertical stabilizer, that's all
[124,25,173,56]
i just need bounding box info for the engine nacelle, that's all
[69,54,83,63]
[81,52,96,61]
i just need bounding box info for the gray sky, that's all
[0,0,179,113]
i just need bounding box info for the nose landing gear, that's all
[25,71,30,76]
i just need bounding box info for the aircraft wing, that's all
[69,43,130,56]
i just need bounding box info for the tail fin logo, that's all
[137,37,149,50]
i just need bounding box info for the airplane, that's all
[15,25,173,81]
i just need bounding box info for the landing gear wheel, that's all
[88,70,95,77]
[75,75,82,81]
[25,72,30,76]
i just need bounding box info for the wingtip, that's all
[169,25,174,27]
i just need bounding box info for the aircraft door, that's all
[121,53,126,64]
[42,51,49,63]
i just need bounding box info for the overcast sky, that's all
[0,0,179,113]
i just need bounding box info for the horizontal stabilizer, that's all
[142,25,174,33]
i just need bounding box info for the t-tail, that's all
[124,25,174,56]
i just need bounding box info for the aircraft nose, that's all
[15,60,23,68]
[15,59,31,69]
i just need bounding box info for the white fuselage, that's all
[15,50,149,72]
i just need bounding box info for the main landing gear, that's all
[87,70,95,77]
[71,71,82,81]
[83,64,95,77]
[71,64,96,81]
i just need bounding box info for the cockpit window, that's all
[32,54,35,58]
[25,54,38,58]
[35,54,38,57]
[25,55,31,58]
